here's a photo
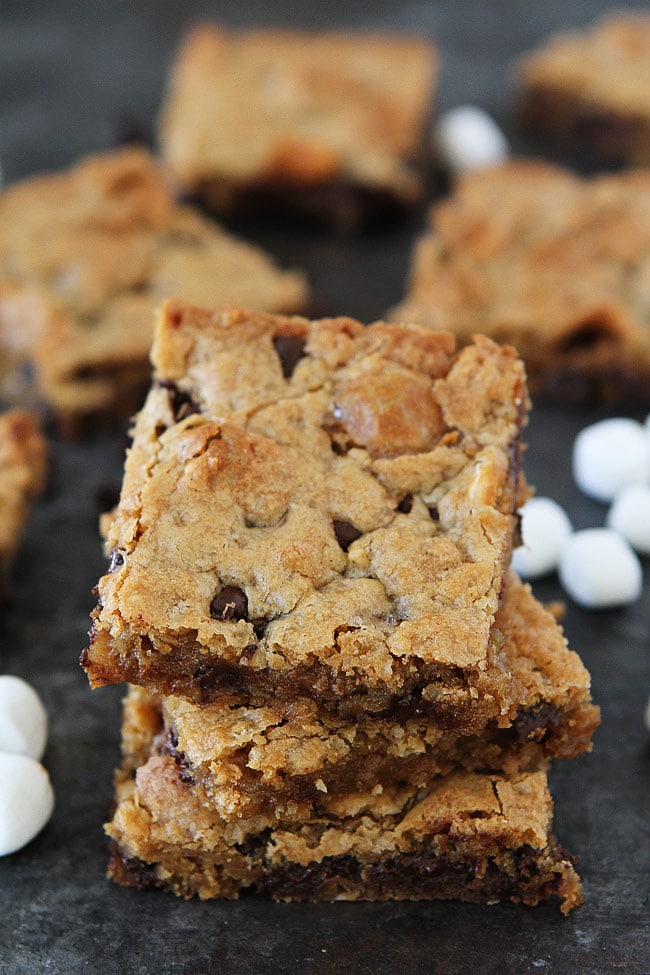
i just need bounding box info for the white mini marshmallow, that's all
[607,484,650,555]
[0,675,48,760]
[433,105,509,172]
[572,418,650,503]
[558,529,643,609]
[0,752,54,856]
[512,496,573,579]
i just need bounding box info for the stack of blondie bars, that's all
[81,301,599,912]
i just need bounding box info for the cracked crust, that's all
[517,12,650,164]
[0,410,47,577]
[390,160,650,404]
[82,303,530,721]
[106,746,582,912]
[158,24,438,229]
[0,148,308,434]
[117,573,598,823]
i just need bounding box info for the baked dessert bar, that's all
[82,302,529,722]
[117,575,598,822]
[518,12,650,164]
[0,148,308,434]
[158,24,437,230]
[390,160,650,403]
[107,729,583,913]
[0,410,47,582]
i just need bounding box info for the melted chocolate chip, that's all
[273,335,307,379]
[397,494,414,514]
[108,550,125,573]
[162,730,195,784]
[333,519,362,551]
[513,704,558,744]
[428,505,439,521]
[157,380,201,423]
[210,585,248,621]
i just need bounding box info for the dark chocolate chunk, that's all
[397,494,414,513]
[161,730,195,784]
[333,519,362,551]
[513,703,558,744]
[108,550,125,573]
[210,585,248,621]
[156,380,201,423]
[273,335,307,379]
[250,617,270,639]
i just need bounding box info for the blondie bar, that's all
[158,24,437,230]
[117,575,598,822]
[390,161,650,403]
[0,410,47,583]
[107,734,582,913]
[82,303,529,724]
[0,148,308,434]
[518,12,650,164]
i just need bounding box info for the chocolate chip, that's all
[210,585,248,621]
[251,617,270,639]
[428,505,439,521]
[333,519,362,551]
[397,494,414,514]
[156,380,201,423]
[108,550,125,572]
[273,335,306,379]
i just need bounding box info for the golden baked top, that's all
[159,24,437,205]
[83,302,529,711]
[390,160,650,402]
[0,147,308,430]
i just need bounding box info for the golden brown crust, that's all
[0,148,308,433]
[518,12,650,163]
[82,303,530,718]
[0,410,47,570]
[390,160,650,403]
[159,24,438,225]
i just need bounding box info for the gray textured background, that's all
[1,2,649,973]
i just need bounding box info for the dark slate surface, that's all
[1,2,649,973]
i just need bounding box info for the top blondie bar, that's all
[82,303,529,722]
[0,147,308,434]
[158,24,437,230]
[518,11,650,164]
